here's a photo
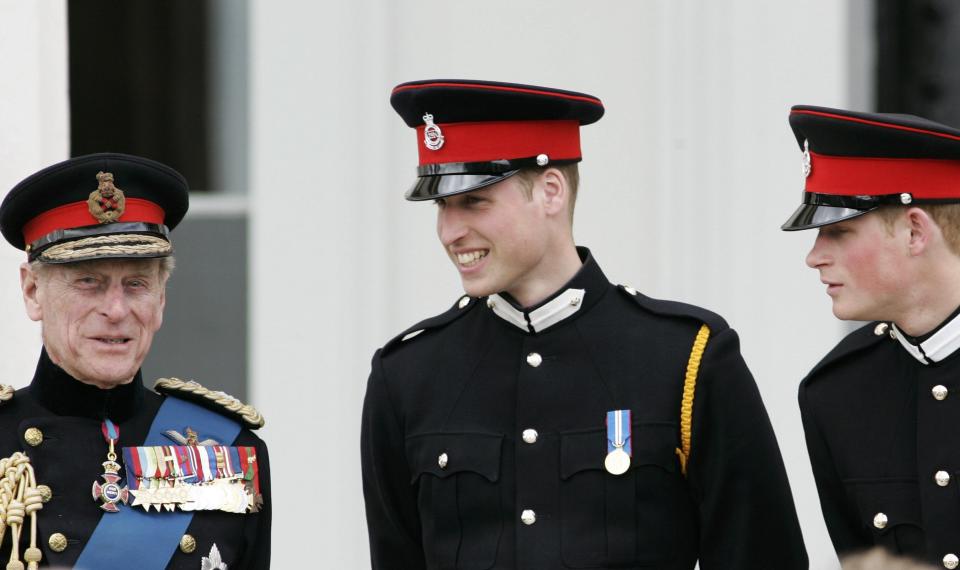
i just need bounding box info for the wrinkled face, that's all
[22,258,167,388]
[436,177,552,300]
[805,213,909,321]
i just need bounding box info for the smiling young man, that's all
[782,106,960,568]
[361,79,807,570]
[0,154,270,569]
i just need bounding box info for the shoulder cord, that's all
[0,452,44,569]
[675,324,710,477]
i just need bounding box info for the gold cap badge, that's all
[88,171,126,223]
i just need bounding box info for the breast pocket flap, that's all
[406,432,503,484]
[848,479,921,535]
[560,425,678,480]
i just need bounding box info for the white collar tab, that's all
[486,288,586,333]
[893,311,960,365]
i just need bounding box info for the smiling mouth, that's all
[455,250,488,267]
[94,337,132,345]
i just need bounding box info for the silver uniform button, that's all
[622,285,638,296]
[933,385,949,401]
[936,471,951,487]
[521,509,536,525]
[944,553,959,569]
[874,323,889,336]
[438,453,448,469]
[526,353,543,368]
[458,296,470,309]
[522,429,539,444]
[873,512,888,529]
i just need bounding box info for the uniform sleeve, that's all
[799,381,872,556]
[238,433,271,569]
[687,327,809,569]
[361,350,426,570]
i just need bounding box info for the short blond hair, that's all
[876,204,960,255]
[513,163,581,220]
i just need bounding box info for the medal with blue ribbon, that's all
[604,409,632,475]
[92,419,129,512]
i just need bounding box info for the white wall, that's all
[250,1,850,568]
[0,0,68,386]
[0,1,862,567]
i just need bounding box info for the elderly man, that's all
[361,80,807,569]
[782,106,960,569]
[0,153,269,569]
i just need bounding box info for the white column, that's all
[0,0,69,387]
[250,1,851,566]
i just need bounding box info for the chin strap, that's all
[0,452,44,570]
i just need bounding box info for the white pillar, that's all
[0,0,69,386]
[250,1,851,566]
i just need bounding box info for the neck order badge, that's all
[92,419,129,512]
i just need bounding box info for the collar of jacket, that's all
[29,347,145,421]
[486,246,608,334]
[893,305,960,365]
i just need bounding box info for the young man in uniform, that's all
[782,106,960,568]
[362,79,807,569]
[0,153,270,569]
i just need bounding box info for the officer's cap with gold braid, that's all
[390,79,604,201]
[0,153,188,263]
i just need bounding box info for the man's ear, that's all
[538,168,568,217]
[21,263,43,322]
[905,207,938,256]
[157,278,167,329]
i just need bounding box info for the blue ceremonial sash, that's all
[74,397,243,570]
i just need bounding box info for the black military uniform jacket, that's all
[800,312,960,567]
[362,249,807,569]
[0,349,271,569]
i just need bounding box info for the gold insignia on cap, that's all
[88,171,126,224]
[423,113,445,151]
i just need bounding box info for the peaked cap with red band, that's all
[782,105,960,231]
[0,153,189,262]
[390,79,604,200]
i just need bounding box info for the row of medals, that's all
[97,459,254,514]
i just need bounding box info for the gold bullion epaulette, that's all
[153,378,265,429]
[0,384,14,405]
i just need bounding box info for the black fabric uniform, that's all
[800,316,960,565]
[0,349,271,569]
[362,249,807,569]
